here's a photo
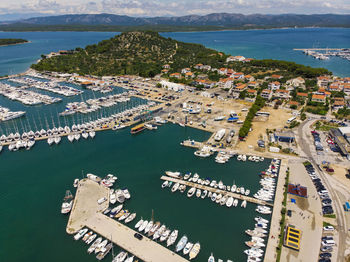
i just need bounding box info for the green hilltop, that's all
[31,31,226,77]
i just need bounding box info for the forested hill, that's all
[31,31,225,77]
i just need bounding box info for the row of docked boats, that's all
[215,151,233,164]
[0,103,152,152]
[237,155,264,162]
[59,92,131,116]
[244,216,270,261]
[134,218,200,260]
[9,76,83,97]
[74,228,137,262]
[253,159,280,203]
[165,171,251,196]
[0,82,62,105]
[0,106,26,122]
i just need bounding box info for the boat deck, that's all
[160,175,274,207]
[67,179,189,262]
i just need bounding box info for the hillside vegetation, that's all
[31,31,224,77]
[0,38,28,46]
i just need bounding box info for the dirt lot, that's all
[330,164,350,188]
[235,106,293,153]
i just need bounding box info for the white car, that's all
[323,226,335,231]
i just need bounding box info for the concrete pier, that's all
[67,179,188,262]
[160,175,273,207]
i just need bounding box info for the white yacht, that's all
[74,228,88,240]
[176,235,188,252]
[183,242,193,255]
[167,230,178,247]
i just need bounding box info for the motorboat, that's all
[189,242,200,260]
[176,235,188,252]
[74,228,88,240]
[139,220,148,232]
[208,253,215,262]
[144,221,154,234]
[187,187,196,198]
[160,228,171,242]
[153,225,166,240]
[161,181,169,188]
[226,197,233,207]
[86,234,97,245]
[196,189,201,198]
[110,204,123,217]
[135,219,143,229]
[125,213,136,223]
[88,237,102,254]
[167,230,178,247]
[165,171,182,178]
[171,183,180,193]
[112,251,127,262]
[183,242,194,255]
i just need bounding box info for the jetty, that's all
[160,175,274,207]
[67,179,188,262]
[293,48,349,51]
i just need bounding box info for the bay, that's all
[0,123,270,262]
[0,28,349,77]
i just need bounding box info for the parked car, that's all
[323,226,334,231]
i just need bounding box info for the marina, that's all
[294,48,350,61]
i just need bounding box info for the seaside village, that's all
[1,52,350,262]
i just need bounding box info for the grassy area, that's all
[323,214,336,219]
[314,120,339,131]
[276,168,290,262]
[323,221,335,228]
[303,161,311,166]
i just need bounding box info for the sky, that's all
[0,0,349,19]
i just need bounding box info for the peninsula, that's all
[0,38,28,46]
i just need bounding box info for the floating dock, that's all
[67,179,188,262]
[160,175,273,207]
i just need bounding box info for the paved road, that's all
[297,119,348,262]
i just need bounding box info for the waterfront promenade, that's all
[160,175,273,207]
[67,179,189,262]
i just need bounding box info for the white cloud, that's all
[0,0,349,16]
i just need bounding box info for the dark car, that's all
[320,252,332,258]
[287,210,292,217]
[319,259,331,262]
[134,233,143,240]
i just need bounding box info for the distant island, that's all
[1,13,350,32]
[0,38,28,46]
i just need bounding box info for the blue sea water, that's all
[0,28,349,77]
[0,27,348,262]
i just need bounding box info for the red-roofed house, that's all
[328,82,342,92]
[333,97,345,110]
[274,89,290,99]
[317,76,331,88]
[261,89,272,100]
[343,83,350,95]
[170,73,181,79]
[232,83,247,93]
[271,74,283,79]
[312,94,326,103]
[194,64,203,70]
[163,64,170,69]
[233,72,244,80]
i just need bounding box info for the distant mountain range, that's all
[1,13,349,31]
[4,13,350,26]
